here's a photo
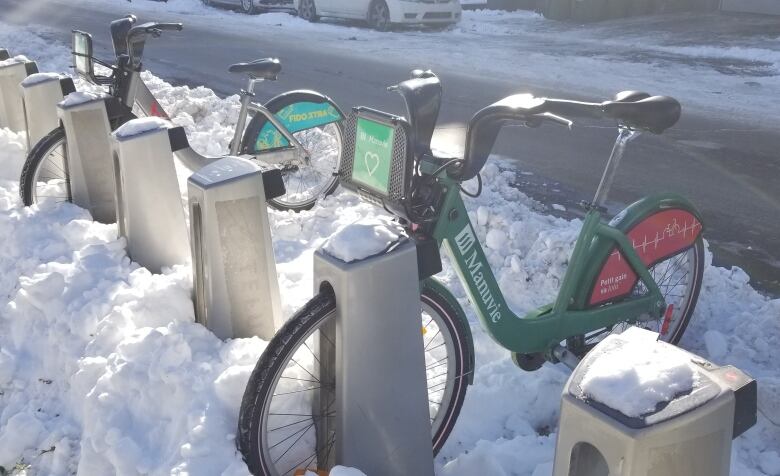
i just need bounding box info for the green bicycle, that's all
[237,70,704,475]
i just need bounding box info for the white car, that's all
[295,0,462,30]
[202,0,292,15]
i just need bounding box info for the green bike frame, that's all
[426,170,703,356]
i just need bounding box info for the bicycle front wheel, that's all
[19,127,72,206]
[238,286,471,476]
[240,92,344,213]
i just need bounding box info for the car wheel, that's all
[241,0,256,14]
[299,0,320,21]
[368,0,391,31]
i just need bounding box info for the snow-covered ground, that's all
[1,18,779,476]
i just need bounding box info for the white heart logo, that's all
[364,151,380,177]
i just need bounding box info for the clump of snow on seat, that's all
[20,72,63,86]
[59,90,105,107]
[0,54,30,67]
[114,116,172,139]
[322,217,403,263]
[579,328,696,418]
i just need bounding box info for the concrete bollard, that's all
[111,118,190,274]
[57,92,117,223]
[553,327,757,476]
[0,55,38,131]
[21,73,76,150]
[188,156,283,340]
[312,239,435,475]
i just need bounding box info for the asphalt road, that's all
[1,0,778,294]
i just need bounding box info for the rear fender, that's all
[243,90,344,153]
[575,193,704,308]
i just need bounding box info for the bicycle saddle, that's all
[228,58,282,80]
[602,95,681,134]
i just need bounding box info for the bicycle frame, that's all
[229,77,306,165]
[427,172,667,355]
[91,56,307,167]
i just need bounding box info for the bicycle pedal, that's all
[512,352,545,372]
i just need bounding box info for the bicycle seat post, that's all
[591,127,639,210]
[231,78,261,156]
[245,77,260,95]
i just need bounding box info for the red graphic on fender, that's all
[149,102,167,118]
[589,209,701,305]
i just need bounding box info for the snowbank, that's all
[0,24,778,476]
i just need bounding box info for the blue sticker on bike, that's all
[253,101,342,152]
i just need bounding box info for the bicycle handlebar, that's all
[153,23,184,31]
[127,22,183,41]
[124,21,183,68]
[458,92,681,181]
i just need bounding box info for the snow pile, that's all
[141,72,241,158]
[113,116,172,138]
[0,24,778,476]
[0,141,264,475]
[322,217,403,262]
[20,72,64,87]
[60,91,106,108]
[0,54,29,67]
[579,328,696,417]
[0,128,26,182]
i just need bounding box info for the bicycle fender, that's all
[575,193,704,308]
[422,277,476,385]
[243,90,345,153]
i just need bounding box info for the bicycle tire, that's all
[240,91,344,213]
[20,126,70,206]
[20,112,136,208]
[237,285,472,475]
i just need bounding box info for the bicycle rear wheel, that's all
[240,92,344,213]
[579,236,705,352]
[237,285,471,475]
[19,127,72,206]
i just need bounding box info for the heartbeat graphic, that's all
[610,218,702,261]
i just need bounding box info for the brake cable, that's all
[429,157,463,178]
[459,173,482,198]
